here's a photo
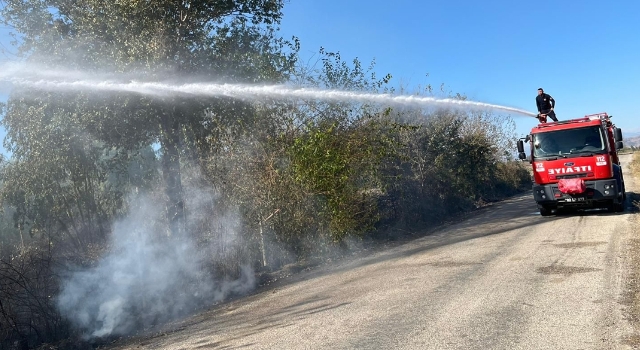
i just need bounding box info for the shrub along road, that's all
[111,153,639,350]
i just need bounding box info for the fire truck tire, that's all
[609,202,624,213]
[608,199,624,213]
[614,200,625,213]
[539,206,552,216]
[612,173,626,212]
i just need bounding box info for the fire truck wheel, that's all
[539,206,553,216]
[608,200,625,213]
[614,201,625,213]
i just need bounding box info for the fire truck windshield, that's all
[532,126,606,158]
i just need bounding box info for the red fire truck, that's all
[517,113,626,216]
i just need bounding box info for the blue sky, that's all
[279,0,640,137]
[1,0,639,148]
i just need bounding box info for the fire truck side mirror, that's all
[615,141,624,150]
[517,140,525,153]
[517,140,526,160]
[614,128,623,142]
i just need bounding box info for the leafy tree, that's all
[285,51,394,242]
[0,0,299,237]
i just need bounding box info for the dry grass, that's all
[622,151,640,347]
[632,151,640,181]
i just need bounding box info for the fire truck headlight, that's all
[541,195,546,199]
[604,190,610,195]
[604,184,611,189]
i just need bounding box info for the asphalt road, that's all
[113,153,638,350]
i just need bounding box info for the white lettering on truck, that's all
[548,165,592,175]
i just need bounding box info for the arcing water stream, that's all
[0,63,537,117]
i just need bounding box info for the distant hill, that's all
[625,135,640,147]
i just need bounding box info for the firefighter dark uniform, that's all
[536,88,558,122]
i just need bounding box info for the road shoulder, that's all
[620,152,640,347]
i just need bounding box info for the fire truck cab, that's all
[517,113,625,216]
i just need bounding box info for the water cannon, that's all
[536,114,548,123]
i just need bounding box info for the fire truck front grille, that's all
[555,173,589,180]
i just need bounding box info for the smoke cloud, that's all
[56,192,255,339]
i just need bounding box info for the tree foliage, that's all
[0,0,299,239]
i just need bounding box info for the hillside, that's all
[626,135,640,148]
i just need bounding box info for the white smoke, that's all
[56,193,255,339]
[0,62,537,117]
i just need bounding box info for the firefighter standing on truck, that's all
[536,88,558,122]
